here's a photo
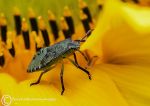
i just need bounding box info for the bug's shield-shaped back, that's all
[27,48,48,72]
[27,39,76,72]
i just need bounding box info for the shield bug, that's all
[27,29,93,95]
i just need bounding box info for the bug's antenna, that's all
[80,29,94,42]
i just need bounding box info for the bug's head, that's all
[68,29,93,50]
[74,29,93,45]
[68,40,80,50]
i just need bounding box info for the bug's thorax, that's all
[68,40,80,49]
[60,39,80,58]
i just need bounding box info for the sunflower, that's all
[0,0,150,106]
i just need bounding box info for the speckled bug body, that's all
[27,30,93,95]
[28,38,79,72]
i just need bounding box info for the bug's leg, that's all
[30,70,49,86]
[60,63,65,95]
[74,53,91,80]
[30,65,55,86]
[77,50,89,62]
[87,56,98,66]
[68,53,91,80]
[78,50,98,68]
[30,66,55,86]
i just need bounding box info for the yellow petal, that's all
[0,73,16,93]
[81,0,150,66]
[82,0,150,106]
[121,3,150,34]
[63,64,128,106]
[0,73,72,106]
[99,64,150,106]
[0,64,129,106]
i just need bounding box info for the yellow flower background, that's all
[0,0,150,106]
